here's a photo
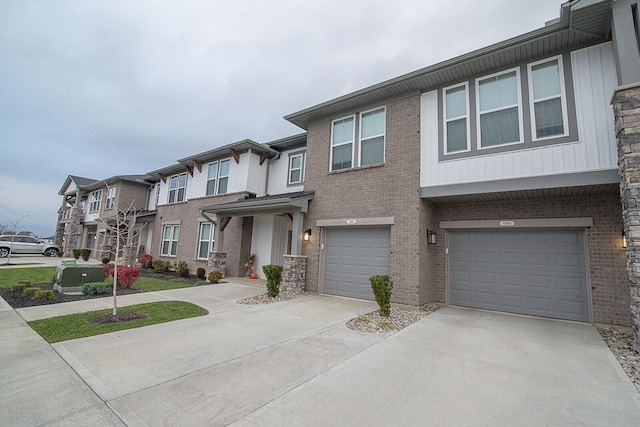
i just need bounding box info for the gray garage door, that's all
[449,230,589,322]
[324,227,390,300]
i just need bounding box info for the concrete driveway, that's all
[3,282,640,426]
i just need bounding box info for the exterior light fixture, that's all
[623,229,627,248]
[303,229,312,241]
[426,229,437,245]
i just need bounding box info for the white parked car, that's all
[0,235,61,257]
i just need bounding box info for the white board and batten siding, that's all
[420,42,618,189]
[250,215,290,279]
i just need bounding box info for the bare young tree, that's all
[98,190,146,316]
[3,214,27,265]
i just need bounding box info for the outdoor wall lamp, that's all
[303,229,312,241]
[426,229,437,245]
[623,229,627,248]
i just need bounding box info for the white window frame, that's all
[105,186,116,210]
[196,221,215,260]
[358,107,386,167]
[475,67,524,150]
[218,159,230,194]
[89,190,102,212]
[330,115,356,171]
[527,55,569,141]
[288,152,305,185]
[161,224,180,257]
[205,159,231,195]
[168,172,187,204]
[443,82,471,154]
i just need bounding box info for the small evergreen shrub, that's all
[82,282,111,295]
[138,253,153,268]
[101,257,110,264]
[262,264,283,298]
[72,249,81,260]
[23,287,40,298]
[370,275,393,318]
[115,266,140,288]
[80,249,91,261]
[34,290,54,300]
[11,283,29,292]
[196,267,206,280]
[152,259,169,273]
[57,250,63,257]
[176,261,190,278]
[207,271,223,283]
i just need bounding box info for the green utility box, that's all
[54,265,106,294]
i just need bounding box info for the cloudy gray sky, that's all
[0,0,564,237]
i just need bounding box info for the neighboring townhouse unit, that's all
[56,174,157,260]
[283,0,639,328]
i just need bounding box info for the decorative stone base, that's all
[208,251,227,278]
[281,255,307,294]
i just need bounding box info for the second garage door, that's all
[448,230,589,322]
[324,227,390,300]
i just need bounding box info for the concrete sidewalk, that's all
[2,283,640,426]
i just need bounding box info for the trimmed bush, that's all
[80,249,91,261]
[369,275,393,318]
[262,264,283,298]
[138,253,153,268]
[176,261,190,278]
[101,257,110,264]
[82,282,111,295]
[23,287,40,298]
[207,271,223,284]
[72,249,81,260]
[34,290,54,300]
[196,268,206,280]
[152,259,169,273]
[11,283,29,292]
[114,266,140,288]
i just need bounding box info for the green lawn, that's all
[0,267,56,287]
[29,301,209,343]
[133,277,201,292]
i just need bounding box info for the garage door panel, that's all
[324,228,390,300]
[449,230,589,322]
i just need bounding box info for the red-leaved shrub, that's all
[115,267,140,288]
[100,263,113,280]
[138,253,153,268]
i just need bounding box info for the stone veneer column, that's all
[281,255,307,294]
[614,83,640,352]
[63,206,83,257]
[54,209,65,247]
[208,251,227,278]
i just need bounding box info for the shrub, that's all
[138,253,153,268]
[101,257,110,264]
[23,287,40,298]
[43,250,51,257]
[114,266,140,288]
[152,259,169,273]
[176,261,190,278]
[57,250,63,257]
[82,282,111,295]
[11,283,28,292]
[196,268,206,280]
[72,249,81,260]
[80,249,91,261]
[370,275,393,318]
[34,290,54,300]
[100,263,113,280]
[207,271,223,283]
[262,264,283,298]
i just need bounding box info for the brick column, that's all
[281,255,307,294]
[208,251,227,278]
[614,83,640,352]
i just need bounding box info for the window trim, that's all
[443,82,470,154]
[161,224,180,257]
[105,186,116,210]
[89,190,102,213]
[475,67,524,150]
[218,159,230,194]
[358,106,386,167]
[527,54,569,142]
[330,114,356,172]
[288,151,305,185]
[168,172,187,204]
[196,221,215,260]
[205,158,231,195]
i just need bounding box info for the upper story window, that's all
[444,83,469,153]
[105,186,116,210]
[330,106,386,171]
[476,68,522,148]
[89,190,102,212]
[206,159,231,196]
[528,55,568,140]
[288,152,305,185]
[168,173,187,203]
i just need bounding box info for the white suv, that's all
[0,235,61,257]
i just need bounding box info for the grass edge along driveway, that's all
[29,301,208,343]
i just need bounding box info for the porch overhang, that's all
[200,191,314,217]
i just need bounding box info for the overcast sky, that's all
[0,0,565,237]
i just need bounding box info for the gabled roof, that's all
[82,174,157,191]
[266,133,307,151]
[284,0,612,129]
[58,175,100,195]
